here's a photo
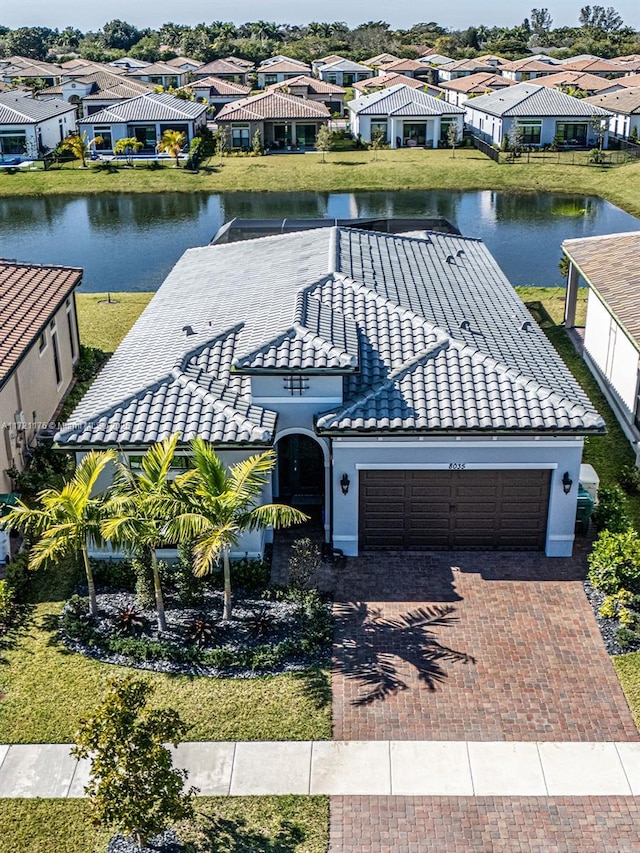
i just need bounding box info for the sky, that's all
[2,0,639,33]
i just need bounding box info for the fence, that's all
[471,135,500,163]
[472,135,640,167]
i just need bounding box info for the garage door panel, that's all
[359,470,550,550]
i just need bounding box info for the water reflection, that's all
[0,190,636,292]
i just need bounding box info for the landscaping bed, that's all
[584,580,640,656]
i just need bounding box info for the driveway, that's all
[332,546,639,742]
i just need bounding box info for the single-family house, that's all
[0,92,76,156]
[0,261,81,503]
[256,60,311,89]
[192,59,251,85]
[563,232,640,464]
[38,70,149,110]
[79,79,155,117]
[126,62,186,90]
[585,88,640,139]
[56,226,603,559]
[185,76,251,114]
[348,84,464,148]
[475,54,509,68]
[353,73,444,100]
[615,54,640,74]
[440,73,515,108]
[464,83,611,148]
[0,58,62,87]
[316,59,373,87]
[378,58,431,80]
[436,58,498,83]
[164,56,202,73]
[259,55,304,68]
[501,57,561,82]
[416,53,454,68]
[560,58,628,78]
[215,91,330,150]
[77,92,207,153]
[364,53,400,70]
[109,57,149,70]
[267,76,346,113]
[618,73,640,89]
[311,54,347,76]
[531,70,626,97]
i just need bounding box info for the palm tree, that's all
[167,441,307,620]
[101,435,182,631]
[1,450,117,616]
[62,132,103,167]
[157,130,186,167]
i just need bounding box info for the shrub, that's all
[589,147,606,164]
[588,529,640,594]
[619,465,640,495]
[619,607,639,629]
[173,546,206,606]
[61,594,95,643]
[91,558,135,591]
[616,626,639,648]
[593,486,631,533]
[230,556,270,593]
[4,550,30,599]
[288,538,321,590]
[74,345,109,382]
[6,444,74,499]
[0,580,15,631]
[245,606,274,638]
[114,606,148,637]
[186,614,219,647]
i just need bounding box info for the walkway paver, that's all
[332,549,639,742]
[1,740,639,798]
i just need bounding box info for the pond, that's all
[0,190,637,292]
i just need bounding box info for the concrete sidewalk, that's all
[0,740,639,798]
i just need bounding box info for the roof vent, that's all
[182,325,197,337]
[456,249,465,258]
[446,254,455,264]
[459,319,471,331]
[520,320,533,332]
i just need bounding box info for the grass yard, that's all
[76,292,154,352]
[3,149,640,219]
[614,654,640,731]
[0,796,329,853]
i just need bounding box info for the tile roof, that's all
[82,80,155,101]
[127,62,184,77]
[187,76,251,97]
[195,59,250,76]
[500,57,561,72]
[618,73,640,88]
[439,58,496,73]
[464,82,612,117]
[78,92,207,124]
[353,73,426,93]
[164,56,202,69]
[440,72,515,94]
[379,58,426,73]
[0,91,76,124]
[364,53,400,66]
[562,232,640,347]
[0,262,82,387]
[585,86,640,114]
[57,227,602,447]
[268,75,345,95]
[320,59,372,73]
[532,71,619,93]
[349,84,464,117]
[257,60,311,74]
[561,58,629,74]
[216,91,330,121]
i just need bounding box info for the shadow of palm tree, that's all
[292,666,331,710]
[188,813,305,852]
[334,602,475,706]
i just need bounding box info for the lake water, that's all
[0,190,637,292]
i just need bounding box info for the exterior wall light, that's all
[562,471,573,494]
[340,473,350,495]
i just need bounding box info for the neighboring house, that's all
[475,54,509,68]
[38,70,150,112]
[501,57,561,81]
[417,53,454,67]
[618,73,640,89]
[216,91,330,150]
[464,83,611,147]
[316,59,373,87]
[126,62,186,89]
[77,92,207,153]
[0,261,81,499]
[186,76,251,115]
[256,60,311,89]
[164,56,202,73]
[348,84,464,148]
[563,232,640,464]
[56,226,603,559]
[364,53,400,70]
[267,76,346,113]
[585,88,640,139]
[0,59,62,87]
[353,73,444,99]
[440,73,515,107]
[378,58,431,80]
[192,58,252,85]
[0,92,76,156]
[560,58,628,78]
[311,54,347,76]
[436,58,497,82]
[531,70,626,97]
[109,57,149,70]
[80,80,156,117]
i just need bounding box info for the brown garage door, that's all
[359,469,551,550]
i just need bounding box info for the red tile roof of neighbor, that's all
[187,76,251,96]
[561,58,629,74]
[439,72,515,94]
[618,73,640,88]
[0,262,82,386]
[379,58,426,73]
[257,60,311,74]
[531,70,618,92]
[353,73,426,92]
[268,75,345,94]
[216,91,330,121]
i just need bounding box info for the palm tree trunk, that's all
[222,545,232,620]
[82,544,98,616]
[150,550,167,631]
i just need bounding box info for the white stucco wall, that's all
[331,436,585,557]
[464,107,609,147]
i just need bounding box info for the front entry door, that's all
[277,434,324,507]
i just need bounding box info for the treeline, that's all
[0,6,638,65]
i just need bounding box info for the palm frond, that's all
[228,451,276,504]
[139,433,180,492]
[192,525,238,577]
[189,439,228,496]
[247,503,308,530]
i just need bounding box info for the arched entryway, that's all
[274,431,329,539]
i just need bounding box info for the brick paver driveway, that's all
[332,546,638,742]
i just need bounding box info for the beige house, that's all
[0,262,82,496]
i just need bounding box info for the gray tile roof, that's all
[78,92,206,124]
[320,59,372,73]
[465,82,612,117]
[349,84,465,117]
[57,227,603,448]
[0,91,76,124]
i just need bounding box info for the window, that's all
[605,318,617,378]
[66,298,76,361]
[555,122,588,146]
[371,120,388,143]
[518,120,542,145]
[51,328,62,386]
[231,125,250,149]
[0,132,27,155]
[635,371,640,431]
[128,455,193,470]
[264,74,277,86]
[440,118,457,142]
[283,375,309,396]
[38,332,47,353]
[94,126,112,150]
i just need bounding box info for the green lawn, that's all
[0,796,329,853]
[4,149,640,219]
[76,292,154,352]
[614,654,640,731]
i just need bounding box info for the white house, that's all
[585,87,640,139]
[436,58,498,83]
[464,83,612,147]
[500,57,561,82]
[256,60,311,89]
[0,91,76,157]
[56,226,601,559]
[440,72,514,108]
[563,232,640,464]
[77,92,207,153]
[348,84,464,148]
[185,76,252,114]
[316,59,373,87]
[126,62,187,89]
